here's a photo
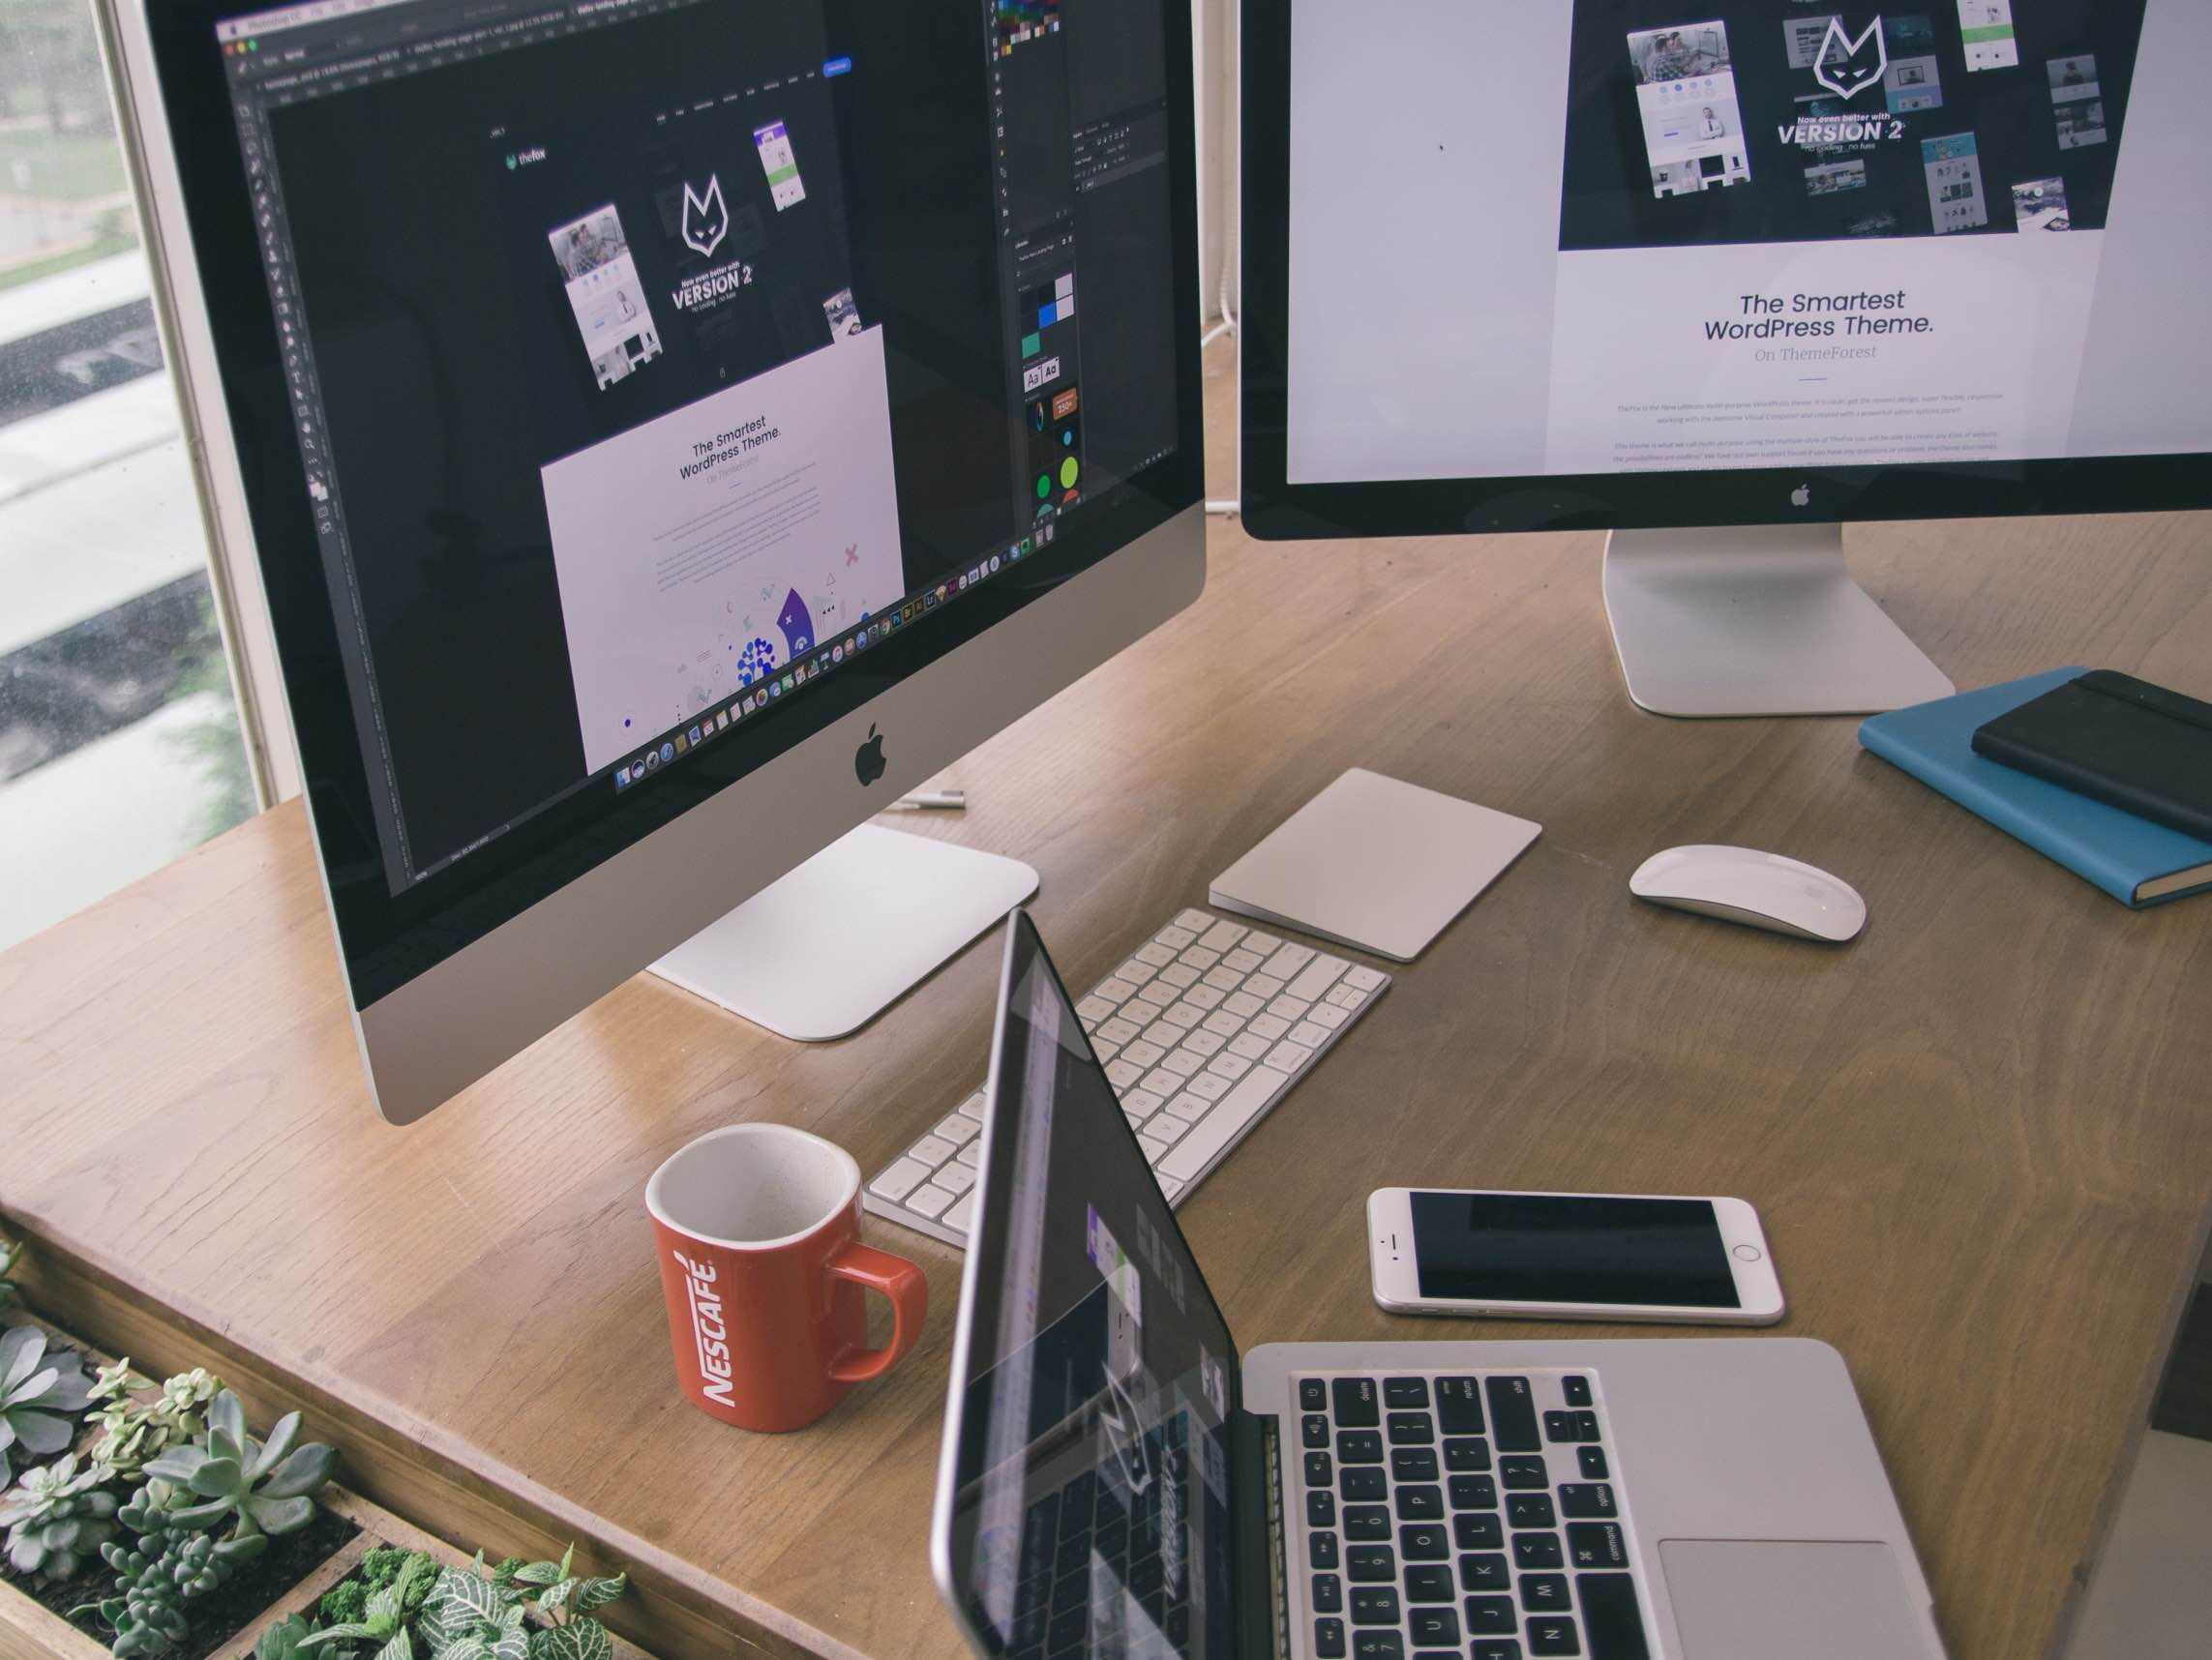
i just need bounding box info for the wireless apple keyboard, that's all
[863,907,1390,1246]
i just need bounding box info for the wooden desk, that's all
[5,350,2211,1660]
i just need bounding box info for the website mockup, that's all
[1286,0,2211,487]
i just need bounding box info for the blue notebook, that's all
[1861,668,2212,908]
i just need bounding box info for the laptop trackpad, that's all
[1659,1540,1932,1660]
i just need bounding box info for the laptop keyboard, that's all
[1293,1370,1651,1660]
[864,908,1390,1246]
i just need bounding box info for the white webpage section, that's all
[1543,236,2106,474]
[543,326,905,773]
[1285,0,1571,485]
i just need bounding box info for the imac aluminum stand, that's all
[651,823,1037,1041]
[1602,522,1956,718]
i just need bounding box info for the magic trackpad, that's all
[1659,1541,1934,1660]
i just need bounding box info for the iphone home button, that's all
[1732,1243,1763,1262]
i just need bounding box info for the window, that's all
[0,0,256,950]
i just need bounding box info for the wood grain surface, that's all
[3,343,2210,1660]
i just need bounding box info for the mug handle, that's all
[824,1240,928,1383]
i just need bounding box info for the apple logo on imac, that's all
[1792,484,1812,509]
[854,724,886,786]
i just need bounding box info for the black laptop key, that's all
[1010,1599,1049,1649]
[1307,1492,1337,1529]
[1558,1484,1617,1520]
[1501,1456,1549,1490]
[1528,1616,1581,1656]
[1384,1377,1431,1408]
[1344,1504,1390,1542]
[1340,1467,1388,1501]
[1573,1411,1600,1441]
[1387,1411,1435,1445]
[1350,1586,1400,1626]
[1311,1531,1339,1569]
[1392,1447,1440,1481]
[1454,1512,1504,1550]
[1507,1493,1557,1528]
[1333,1378,1382,1427]
[1306,1452,1333,1488]
[1484,1378,1540,1451]
[1337,1430,1386,1465]
[1046,1605,1086,1653]
[1303,1414,1332,1448]
[1458,1552,1510,1592]
[1314,1617,1346,1659]
[1348,1544,1396,1583]
[1394,1484,1444,1521]
[1576,1447,1609,1481]
[1519,1575,1570,1615]
[1398,1523,1450,1561]
[1300,1378,1330,1411]
[1056,1472,1094,1536]
[1126,1554,1163,1598]
[1407,1607,1460,1647]
[1562,1376,1593,1408]
[1449,1474,1499,1512]
[1514,1532,1564,1569]
[1312,1574,1343,1614]
[1350,1634,1402,1660]
[1567,1524,1629,1571]
[1574,1573,1651,1660]
[1444,1437,1492,1472]
[1472,1645,1525,1660]
[1463,1594,1517,1635]
[1542,1411,1584,1444]
[1404,1564,1454,1603]
[1435,1377,1485,1435]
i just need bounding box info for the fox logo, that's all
[681,175,728,258]
[1813,16,1887,101]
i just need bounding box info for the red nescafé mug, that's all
[645,1123,926,1432]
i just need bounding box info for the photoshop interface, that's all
[216,0,1177,894]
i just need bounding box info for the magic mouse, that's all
[1629,845,1867,942]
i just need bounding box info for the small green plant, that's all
[142,1389,337,1543]
[1,1452,120,1579]
[0,1237,21,1313]
[417,1548,628,1660]
[0,1322,100,1487]
[89,1365,224,1482]
[319,1547,438,1628]
[256,1615,320,1660]
[91,1479,262,1659]
[302,1552,437,1660]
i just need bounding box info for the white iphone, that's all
[1368,1187,1785,1325]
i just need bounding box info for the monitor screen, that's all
[940,913,1241,1660]
[180,0,1191,998]
[1279,0,2206,489]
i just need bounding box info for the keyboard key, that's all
[1393,1485,1443,1521]
[1134,940,1177,967]
[1349,1587,1399,1626]
[909,1135,956,1166]
[1485,1378,1540,1451]
[1387,1411,1435,1444]
[937,1162,976,1195]
[1390,1448,1440,1482]
[907,1184,955,1219]
[943,1192,975,1232]
[1343,1506,1390,1542]
[1513,1533,1564,1570]
[1326,985,1367,1009]
[1407,1608,1459,1649]
[1336,1430,1384,1465]
[1464,1595,1517,1636]
[1566,1525,1629,1572]
[1311,1003,1350,1030]
[1307,1492,1336,1529]
[1472,1645,1524,1660]
[1445,1438,1492,1472]
[1344,964,1387,991]
[1305,1452,1332,1488]
[1528,1616,1580,1656]
[1543,1412,1584,1443]
[1158,963,1201,991]
[1405,1563,1454,1604]
[955,1091,985,1119]
[1573,1411,1599,1441]
[1347,1545,1395,1583]
[933,1112,979,1144]
[1340,1467,1387,1502]
[1311,1573,1342,1614]
[1208,1052,1253,1082]
[1572,1574,1649,1659]
[1436,1378,1485,1435]
[955,1141,981,1168]
[1562,1377,1592,1408]
[1290,1020,1330,1048]
[867,1158,929,1201]
[1311,1532,1339,1569]
[1577,1448,1607,1484]
[1159,923,1200,948]
[1507,1494,1557,1529]
[1249,1012,1291,1041]
[1166,1092,1211,1121]
[1198,919,1246,951]
[1095,976,1139,1004]
[1384,1377,1430,1408]
[1158,1065,1296,1181]
[1262,941,1315,979]
[1351,1635,1402,1660]
[1138,1135,1168,1164]
[1186,988,1226,1016]
[1243,929,1283,955]
[1458,1554,1510,1593]
[1202,1008,1243,1036]
[1398,1523,1449,1561]
[1450,1475,1499,1512]
[1225,989,1266,1016]
[1104,1060,1145,1091]
[1187,1072,1232,1100]
[1501,1457,1548,1490]
[1559,1485,1616,1520]
[1314,1618,1345,1659]
[1300,1379,1329,1411]
[1114,960,1156,986]
[1149,1115,1188,1146]
[1454,1513,1504,1550]
[1223,947,1265,973]
[1303,1414,1331,1448]
[1122,1040,1166,1069]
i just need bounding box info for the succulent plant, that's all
[142,1389,336,1543]
[1,1452,121,1579]
[89,1479,265,1658]
[303,1551,438,1660]
[88,1364,222,1481]
[0,1237,21,1313]
[0,1322,100,1488]
[257,1615,320,1660]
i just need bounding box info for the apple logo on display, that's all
[1791,484,1812,509]
[854,724,886,786]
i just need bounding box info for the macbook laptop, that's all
[931,910,1947,1660]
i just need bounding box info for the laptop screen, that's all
[937,912,1241,1660]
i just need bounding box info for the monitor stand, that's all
[649,823,1038,1041]
[1601,522,1956,718]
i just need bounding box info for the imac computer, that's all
[1238,0,2212,718]
[110,0,1203,1121]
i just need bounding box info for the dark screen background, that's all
[1559,1,2145,251]
[1410,1192,1742,1308]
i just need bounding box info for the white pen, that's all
[888,789,966,812]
